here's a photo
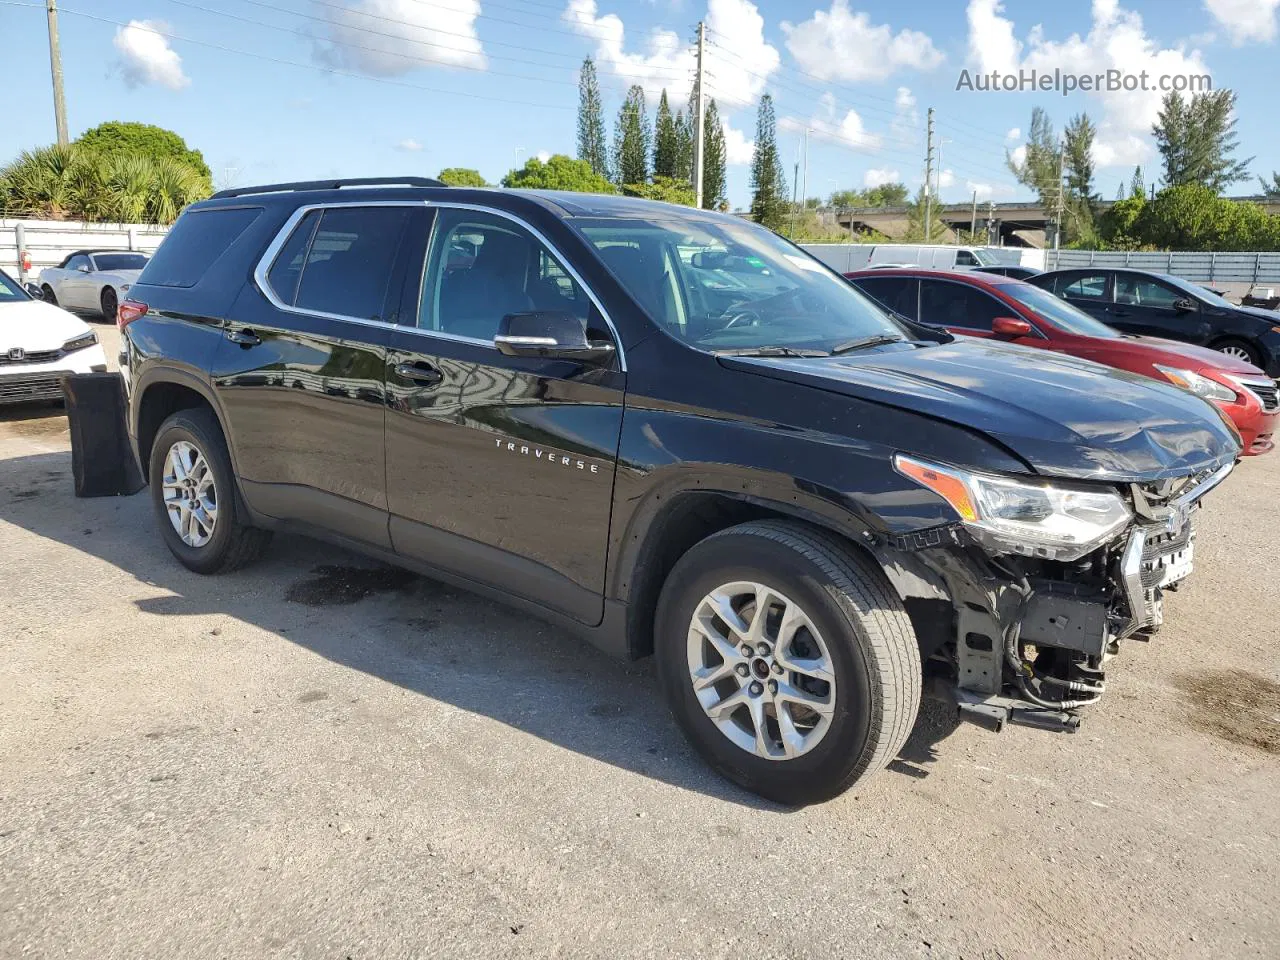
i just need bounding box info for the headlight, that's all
[1154,365,1237,403]
[893,455,1132,561]
[62,331,98,352]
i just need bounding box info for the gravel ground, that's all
[1,320,1277,959]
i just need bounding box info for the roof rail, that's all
[210,176,446,199]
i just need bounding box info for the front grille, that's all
[0,348,62,366]
[0,374,65,402]
[1238,378,1279,411]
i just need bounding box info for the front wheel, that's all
[41,284,57,305]
[148,408,270,574]
[655,520,921,805]
[1214,338,1262,367]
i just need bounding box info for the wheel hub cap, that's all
[686,580,837,761]
[161,440,218,548]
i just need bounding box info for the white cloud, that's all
[937,169,956,189]
[863,167,900,188]
[895,87,916,112]
[965,180,1016,199]
[965,0,1212,170]
[1005,126,1021,140]
[314,0,486,76]
[536,150,552,162]
[113,20,189,90]
[1204,0,1280,45]
[722,122,754,165]
[1009,143,1027,167]
[781,92,882,151]
[782,1,944,82]
[562,0,778,108]
[396,138,423,151]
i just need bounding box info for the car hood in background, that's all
[723,338,1240,482]
[98,269,143,286]
[0,299,94,351]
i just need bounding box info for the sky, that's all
[2,0,1279,210]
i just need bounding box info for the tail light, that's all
[117,299,148,330]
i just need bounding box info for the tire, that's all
[1213,338,1262,368]
[100,287,118,323]
[148,407,271,574]
[41,284,57,306]
[654,519,921,806]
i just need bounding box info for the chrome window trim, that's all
[251,198,627,371]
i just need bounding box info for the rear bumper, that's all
[0,345,109,403]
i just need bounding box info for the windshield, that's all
[1155,272,1233,309]
[1000,282,1121,338]
[93,252,149,271]
[971,249,1000,266]
[573,216,907,351]
[0,269,30,303]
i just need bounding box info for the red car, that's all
[845,268,1278,455]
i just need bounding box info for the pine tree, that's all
[613,85,650,187]
[702,98,726,210]
[749,94,788,231]
[1130,165,1145,199]
[576,57,608,179]
[653,90,678,179]
[1006,107,1061,210]
[1153,90,1252,193]
[1063,112,1097,242]
[674,111,693,183]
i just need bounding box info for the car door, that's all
[918,278,1018,339]
[59,254,93,308]
[1108,273,1213,343]
[1056,271,1113,324]
[384,205,626,625]
[210,202,418,548]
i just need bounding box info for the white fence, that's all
[1044,249,1280,299]
[1,218,170,285]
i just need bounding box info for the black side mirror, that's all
[24,282,43,299]
[494,311,616,364]
[1173,298,1197,313]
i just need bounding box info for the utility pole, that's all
[1054,140,1065,252]
[693,21,706,209]
[987,200,996,245]
[970,190,978,242]
[45,0,69,146]
[800,127,810,211]
[790,157,800,238]
[923,107,935,243]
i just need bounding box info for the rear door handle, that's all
[395,361,443,385]
[226,329,262,347]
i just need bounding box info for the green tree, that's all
[621,176,695,205]
[701,98,726,210]
[1063,112,1098,243]
[1152,90,1252,193]
[436,167,487,187]
[75,121,211,184]
[899,185,950,242]
[1258,172,1280,197]
[576,57,608,178]
[828,182,909,209]
[1097,194,1147,247]
[674,110,693,183]
[1130,165,1145,199]
[653,90,678,179]
[613,85,650,188]
[500,154,615,193]
[749,94,788,231]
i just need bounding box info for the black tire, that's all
[100,287,118,323]
[148,407,270,574]
[1213,338,1262,368]
[654,519,921,806]
[41,284,57,305]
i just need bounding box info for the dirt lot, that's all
[2,321,1278,959]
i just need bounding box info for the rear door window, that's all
[919,280,1004,331]
[139,207,262,288]
[1060,273,1109,300]
[293,207,412,321]
[851,276,918,320]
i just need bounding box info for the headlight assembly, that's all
[893,454,1132,561]
[62,331,98,352]
[1153,365,1237,403]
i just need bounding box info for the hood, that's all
[0,299,94,352]
[723,338,1240,482]
[100,269,143,285]
[1125,335,1265,375]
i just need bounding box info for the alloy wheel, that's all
[1218,343,1254,362]
[161,440,218,547]
[686,580,836,760]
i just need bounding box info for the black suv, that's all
[1031,267,1280,374]
[121,178,1239,804]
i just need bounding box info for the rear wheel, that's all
[148,408,270,574]
[655,519,921,805]
[100,287,118,323]
[1214,338,1261,367]
[41,284,57,305]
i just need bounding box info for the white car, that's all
[38,249,149,320]
[0,269,109,403]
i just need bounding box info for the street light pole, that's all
[45,0,69,146]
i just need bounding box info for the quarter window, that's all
[420,209,590,341]
[266,210,320,307]
[292,206,411,320]
[1060,273,1108,300]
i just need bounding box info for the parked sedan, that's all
[846,268,1278,456]
[38,249,149,320]
[1030,267,1280,375]
[0,268,109,403]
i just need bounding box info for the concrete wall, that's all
[1,219,169,283]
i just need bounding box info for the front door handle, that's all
[395,361,443,385]
[226,329,262,347]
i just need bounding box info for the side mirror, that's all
[76,264,91,273]
[1173,298,1197,313]
[494,311,616,364]
[24,282,44,299]
[992,316,1033,338]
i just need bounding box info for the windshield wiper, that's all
[713,345,831,358]
[829,334,905,355]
